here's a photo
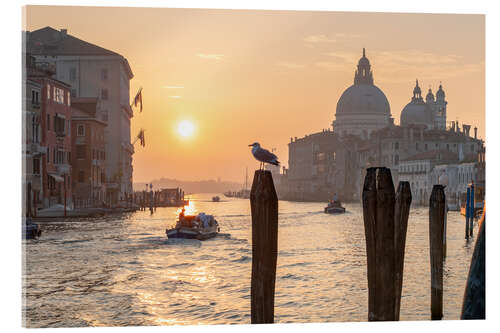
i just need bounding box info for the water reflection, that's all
[23,193,478,327]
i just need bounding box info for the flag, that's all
[138,129,145,147]
[133,87,143,112]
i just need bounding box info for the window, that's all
[67,91,71,106]
[54,115,65,134]
[101,88,108,100]
[69,67,76,81]
[77,124,85,136]
[71,88,77,97]
[416,142,419,150]
[54,87,65,104]
[425,143,428,151]
[53,148,56,164]
[101,172,105,183]
[46,147,50,162]
[394,154,399,165]
[76,145,86,159]
[78,170,85,183]
[33,158,40,175]
[101,68,108,80]
[395,142,399,150]
[471,144,475,152]
[47,114,51,131]
[31,90,39,105]
[47,84,50,99]
[101,110,108,122]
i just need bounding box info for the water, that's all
[22,193,478,327]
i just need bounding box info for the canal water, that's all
[23,193,478,327]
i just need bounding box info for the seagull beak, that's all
[248,144,253,147]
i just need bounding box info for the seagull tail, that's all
[270,160,280,166]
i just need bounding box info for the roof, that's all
[26,27,133,79]
[71,97,99,117]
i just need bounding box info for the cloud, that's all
[163,85,184,89]
[277,62,306,69]
[197,54,224,60]
[304,34,336,43]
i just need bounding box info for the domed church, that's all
[333,48,391,139]
[400,80,447,129]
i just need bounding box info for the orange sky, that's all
[25,6,485,183]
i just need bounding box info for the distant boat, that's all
[166,212,220,240]
[324,201,346,214]
[23,217,41,239]
[212,196,220,202]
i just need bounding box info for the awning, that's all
[48,173,64,183]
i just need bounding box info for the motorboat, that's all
[166,212,220,240]
[324,201,346,214]
[212,196,220,202]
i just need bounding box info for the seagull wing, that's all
[254,148,280,165]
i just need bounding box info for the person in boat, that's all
[330,193,341,207]
[179,207,185,220]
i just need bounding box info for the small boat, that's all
[324,201,346,214]
[212,196,220,202]
[23,217,41,239]
[166,212,220,240]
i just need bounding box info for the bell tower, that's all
[354,48,374,85]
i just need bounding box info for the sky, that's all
[24,6,485,183]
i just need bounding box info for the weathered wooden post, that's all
[461,211,485,319]
[465,187,471,240]
[250,170,278,324]
[394,181,412,320]
[470,184,475,237]
[362,167,410,321]
[429,185,446,320]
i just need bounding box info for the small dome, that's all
[336,84,390,115]
[400,100,433,127]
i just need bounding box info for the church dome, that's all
[400,80,434,127]
[436,83,445,100]
[336,84,390,115]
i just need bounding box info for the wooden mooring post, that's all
[465,187,471,240]
[461,211,485,319]
[362,167,411,321]
[429,185,446,320]
[250,170,278,324]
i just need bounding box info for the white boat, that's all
[166,212,220,240]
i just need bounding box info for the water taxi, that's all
[166,211,220,240]
[324,201,346,214]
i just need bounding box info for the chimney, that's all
[455,121,460,133]
[474,127,478,139]
[60,29,67,37]
[451,121,455,132]
[463,124,471,137]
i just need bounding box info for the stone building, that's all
[27,27,134,206]
[28,58,73,209]
[23,55,44,213]
[71,98,107,207]
[284,48,485,204]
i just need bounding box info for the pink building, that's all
[29,63,73,209]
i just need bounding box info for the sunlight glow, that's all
[177,120,195,138]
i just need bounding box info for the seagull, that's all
[248,142,280,170]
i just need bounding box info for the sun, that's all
[177,120,195,138]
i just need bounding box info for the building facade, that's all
[71,98,107,207]
[27,27,134,206]
[23,56,44,214]
[28,61,73,209]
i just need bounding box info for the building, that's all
[28,58,73,209]
[71,97,107,207]
[284,48,485,205]
[23,55,44,214]
[333,48,392,139]
[27,27,134,206]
